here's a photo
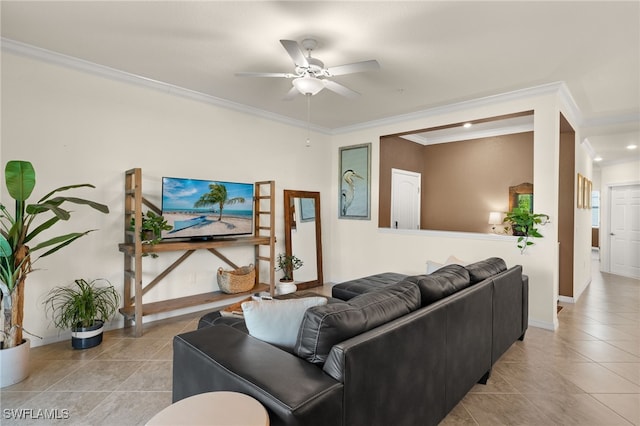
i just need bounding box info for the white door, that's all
[391,168,421,230]
[610,184,640,278]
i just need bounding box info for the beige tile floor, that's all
[1,256,638,425]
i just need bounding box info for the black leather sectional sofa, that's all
[172,257,528,426]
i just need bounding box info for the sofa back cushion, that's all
[465,257,507,283]
[403,264,471,306]
[295,281,421,365]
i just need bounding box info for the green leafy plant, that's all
[275,253,303,281]
[0,160,109,349]
[129,210,172,246]
[503,208,550,254]
[43,278,120,329]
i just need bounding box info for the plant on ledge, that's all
[0,160,109,350]
[503,208,550,254]
[275,253,303,282]
[129,211,172,257]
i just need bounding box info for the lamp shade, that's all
[488,212,503,225]
[292,75,325,96]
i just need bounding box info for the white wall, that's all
[599,160,640,273]
[329,90,579,330]
[1,52,332,346]
[2,50,597,345]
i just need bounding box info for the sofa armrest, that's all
[173,325,343,426]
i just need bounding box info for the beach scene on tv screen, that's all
[162,178,254,239]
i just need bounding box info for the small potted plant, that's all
[129,211,172,257]
[43,278,120,349]
[275,253,303,282]
[503,208,550,254]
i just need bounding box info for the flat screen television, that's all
[161,177,254,240]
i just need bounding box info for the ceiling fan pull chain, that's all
[306,94,311,147]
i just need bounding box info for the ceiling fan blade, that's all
[280,39,309,68]
[282,86,300,101]
[235,72,294,78]
[326,59,380,76]
[323,80,360,99]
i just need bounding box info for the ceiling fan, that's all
[235,38,380,100]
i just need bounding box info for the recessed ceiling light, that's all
[627,144,637,150]
[594,156,603,162]
[463,122,472,128]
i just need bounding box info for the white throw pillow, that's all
[241,297,328,350]
[426,255,468,274]
[445,255,468,266]
[426,260,444,274]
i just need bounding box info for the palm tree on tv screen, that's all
[194,183,245,221]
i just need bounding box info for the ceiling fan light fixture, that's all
[292,75,324,95]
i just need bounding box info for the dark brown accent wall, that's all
[592,228,599,248]
[379,132,534,233]
[423,133,533,232]
[558,113,576,297]
[379,135,425,228]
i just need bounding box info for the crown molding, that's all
[12,37,630,139]
[581,137,597,159]
[581,112,640,130]
[332,82,574,135]
[402,116,534,145]
[1,37,332,135]
[556,81,581,127]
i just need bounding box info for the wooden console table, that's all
[119,168,275,336]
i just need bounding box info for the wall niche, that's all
[379,111,534,234]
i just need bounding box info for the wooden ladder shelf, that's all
[118,168,275,337]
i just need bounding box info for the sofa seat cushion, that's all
[295,281,421,364]
[465,257,507,283]
[331,272,407,300]
[403,264,471,306]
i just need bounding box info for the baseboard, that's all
[573,276,592,302]
[528,318,557,331]
[556,275,592,306]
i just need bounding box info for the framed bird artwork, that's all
[339,143,371,220]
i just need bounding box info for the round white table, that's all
[146,391,269,426]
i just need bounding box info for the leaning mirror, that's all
[283,190,323,290]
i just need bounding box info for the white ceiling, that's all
[1,1,639,166]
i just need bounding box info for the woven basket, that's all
[217,264,255,294]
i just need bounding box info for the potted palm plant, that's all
[503,208,550,254]
[44,278,120,349]
[0,160,109,386]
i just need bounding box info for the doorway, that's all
[391,168,421,230]
[609,184,640,279]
